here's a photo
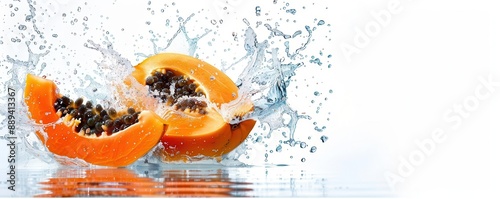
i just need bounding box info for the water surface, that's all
[1,165,391,197]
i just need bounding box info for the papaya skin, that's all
[24,74,165,167]
[130,53,256,161]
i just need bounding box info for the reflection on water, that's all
[1,166,392,197]
[36,168,249,197]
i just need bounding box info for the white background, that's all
[309,0,500,198]
[1,0,499,198]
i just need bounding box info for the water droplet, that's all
[320,135,328,143]
[314,91,320,96]
[77,7,81,12]
[210,76,215,81]
[52,34,58,38]
[310,146,317,153]
[329,89,333,94]
[300,142,307,148]
[317,20,325,26]
[314,126,325,132]
[301,158,306,162]
[292,30,302,38]
[62,13,66,17]
[255,6,261,16]
[210,19,217,25]
[286,9,296,15]
[18,25,27,30]
[276,145,282,152]
[83,16,88,21]
[25,15,33,22]
[309,57,322,66]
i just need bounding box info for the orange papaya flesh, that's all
[130,53,256,161]
[24,74,165,167]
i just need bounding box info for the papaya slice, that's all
[24,74,165,167]
[129,53,256,161]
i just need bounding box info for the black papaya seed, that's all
[123,115,133,124]
[75,98,84,107]
[85,101,93,109]
[108,108,117,117]
[95,122,103,132]
[78,105,87,114]
[102,115,111,121]
[95,104,103,113]
[104,119,113,128]
[87,118,96,127]
[61,96,71,106]
[100,109,108,117]
[55,98,63,106]
[84,110,94,119]
[145,76,155,85]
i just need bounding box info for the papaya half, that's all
[24,74,165,167]
[128,53,256,161]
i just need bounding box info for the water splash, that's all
[0,0,334,167]
[1,42,55,166]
